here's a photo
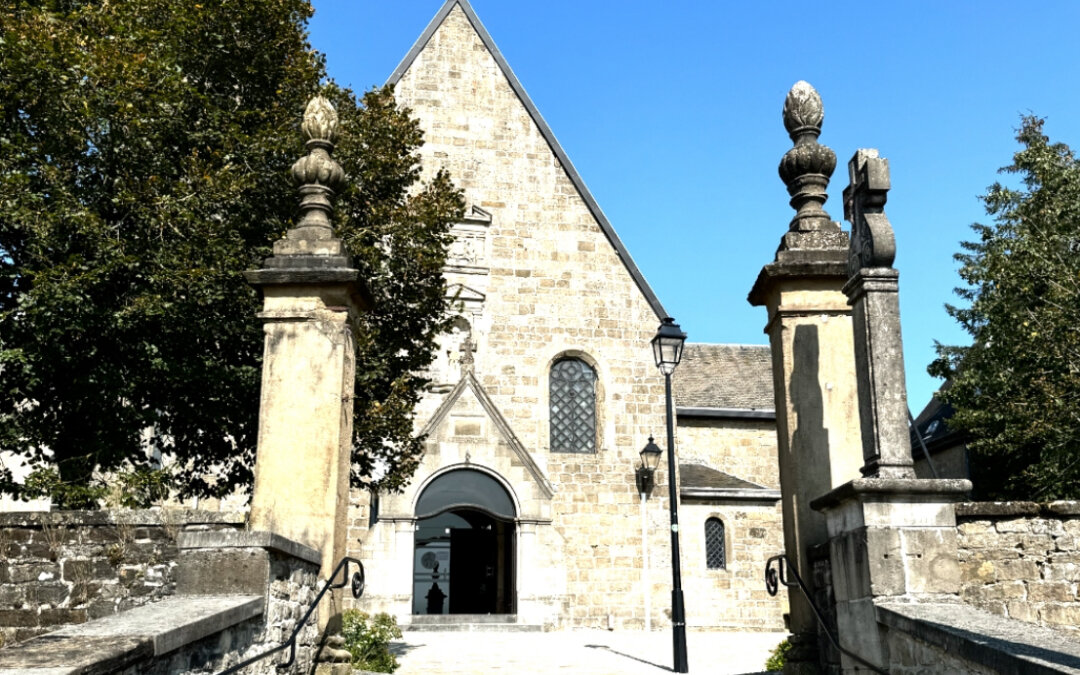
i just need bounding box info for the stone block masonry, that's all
[0,509,244,645]
[957,501,1080,633]
[680,500,787,630]
[113,547,322,674]
[876,600,1080,674]
[676,419,780,491]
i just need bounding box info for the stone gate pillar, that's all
[245,97,372,592]
[811,149,970,672]
[748,82,865,673]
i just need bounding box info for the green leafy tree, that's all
[931,116,1080,500]
[0,0,462,506]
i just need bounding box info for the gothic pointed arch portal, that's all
[412,468,516,615]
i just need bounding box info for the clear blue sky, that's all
[308,0,1080,411]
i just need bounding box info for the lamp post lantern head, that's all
[636,436,662,497]
[640,436,663,472]
[652,317,687,375]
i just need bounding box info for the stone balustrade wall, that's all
[808,501,1080,673]
[0,509,244,645]
[956,501,1080,632]
[120,549,322,675]
[882,629,997,674]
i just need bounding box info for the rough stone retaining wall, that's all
[956,501,1080,632]
[809,502,1080,672]
[0,509,244,645]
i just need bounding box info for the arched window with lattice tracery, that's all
[549,358,597,453]
[706,517,726,569]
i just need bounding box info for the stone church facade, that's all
[347,0,786,631]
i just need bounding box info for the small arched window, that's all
[549,357,597,453]
[705,518,726,570]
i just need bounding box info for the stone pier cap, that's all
[811,478,972,537]
[748,252,850,307]
[811,478,973,510]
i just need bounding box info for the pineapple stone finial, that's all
[778,81,837,232]
[290,96,345,235]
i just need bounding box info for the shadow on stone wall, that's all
[791,325,834,503]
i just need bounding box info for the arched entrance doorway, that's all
[412,469,516,615]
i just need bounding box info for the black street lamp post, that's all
[651,317,688,673]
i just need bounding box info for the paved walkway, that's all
[391,629,786,674]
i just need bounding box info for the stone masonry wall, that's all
[360,4,786,631]
[956,501,1080,632]
[809,543,841,674]
[0,509,244,645]
[680,500,786,630]
[882,627,996,675]
[676,420,785,629]
[676,419,780,489]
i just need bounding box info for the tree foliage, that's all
[0,0,462,506]
[931,116,1080,500]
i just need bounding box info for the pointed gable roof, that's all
[389,0,668,319]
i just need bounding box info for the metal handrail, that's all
[765,554,888,675]
[217,556,365,675]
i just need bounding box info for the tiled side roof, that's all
[673,343,774,410]
[679,463,766,491]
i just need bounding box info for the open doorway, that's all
[412,469,516,615]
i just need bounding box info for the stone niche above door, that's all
[445,205,491,275]
[443,205,491,324]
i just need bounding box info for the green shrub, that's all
[765,638,790,672]
[110,467,174,508]
[341,610,403,673]
[19,465,175,510]
[21,468,107,509]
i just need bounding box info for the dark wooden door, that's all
[449,528,497,613]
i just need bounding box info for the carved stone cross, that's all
[843,149,895,278]
[459,335,476,374]
[842,149,915,479]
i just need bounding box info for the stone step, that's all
[404,622,544,632]
[409,614,520,625]
[405,614,544,631]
